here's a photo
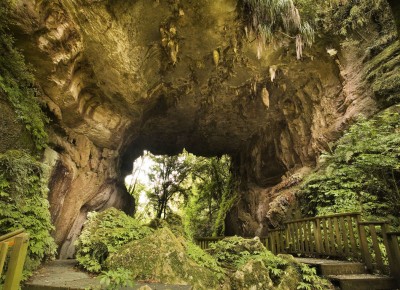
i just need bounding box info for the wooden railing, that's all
[195,212,400,287]
[0,229,29,290]
[195,236,224,250]
[282,212,362,260]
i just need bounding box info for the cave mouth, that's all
[123,150,232,237]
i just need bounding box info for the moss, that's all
[0,95,35,153]
[365,40,400,75]
[208,236,333,289]
[363,40,400,105]
[106,227,222,289]
[0,1,48,152]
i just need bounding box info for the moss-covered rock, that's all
[208,236,333,290]
[75,208,153,273]
[107,227,222,289]
[231,260,274,289]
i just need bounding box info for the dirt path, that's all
[23,260,191,290]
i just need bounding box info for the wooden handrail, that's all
[0,229,29,290]
[284,212,361,224]
[0,229,25,242]
[194,236,225,241]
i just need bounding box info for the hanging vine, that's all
[237,0,315,59]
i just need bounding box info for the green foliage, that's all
[320,0,390,36]
[299,107,400,227]
[75,208,153,273]
[296,263,331,290]
[0,1,48,151]
[145,152,192,219]
[184,155,233,237]
[208,236,289,284]
[0,150,56,279]
[99,268,134,290]
[208,236,330,288]
[127,151,234,236]
[212,186,238,236]
[237,0,315,59]
[186,241,226,281]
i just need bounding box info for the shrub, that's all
[299,106,400,227]
[75,208,153,273]
[0,150,56,279]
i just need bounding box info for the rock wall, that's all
[8,0,399,257]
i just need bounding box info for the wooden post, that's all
[369,225,384,273]
[340,216,349,256]
[314,218,322,256]
[4,234,29,290]
[357,217,373,271]
[386,233,400,287]
[347,216,358,259]
[0,242,9,275]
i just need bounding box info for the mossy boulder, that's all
[231,260,274,289]
[207,236,333,290]
[106,227,222,289]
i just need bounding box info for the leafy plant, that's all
[320,0,391,36]
[0,150,56,279]
[75,208,153,273]
[99,268,134,290]
[0,1,48,151]
[298,107,400,228]
[183,155,233,237]
[297,263,331,290]
[186,241,226,281]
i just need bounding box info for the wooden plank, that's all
[289,223,295,253]
[369,225,385,273]
[4,234,29,290]
[291,223,296,252]
[328,218,336,255]
[284,212,361,224]
[292,224,299,253]
[279,230,285,253]
[305,222,309,254]
[0,229,25,243]
[358,218,373,271]
[347,216,358,259]
[333,217,342,256]
[340,216,350,256]
[299,222,304,253]
[386,233,400,287]
[323,218,329,254]
[307,221,313,254]
[272,232,277,254]
[314,218,322,255]
[0,242,9,276]
[284,227,290,252]
[381,224,392,276]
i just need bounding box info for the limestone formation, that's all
[6,0,399,256]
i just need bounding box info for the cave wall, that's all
[7,0,399,257]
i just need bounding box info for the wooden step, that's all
[295,257,367,275]
[327,274,398,290]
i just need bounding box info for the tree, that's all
[184,155,233,237]
[146,154,192,219]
